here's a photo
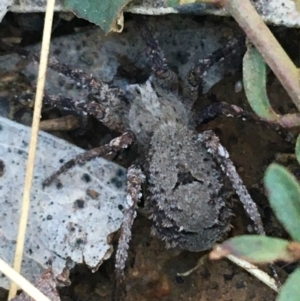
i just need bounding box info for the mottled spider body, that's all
[127,78,232,252]
[7,16,266,298]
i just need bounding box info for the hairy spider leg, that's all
[43,131,135,187]
[188,35,246,94]
[199,130,280,285]
[113,165,145,301]
[8,45,128,132]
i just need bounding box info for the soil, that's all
[0,12,299,301]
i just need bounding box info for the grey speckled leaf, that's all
[6,0,300,28]
[0,0,13,21]
[0,117,127,289]
[0,16,243,103]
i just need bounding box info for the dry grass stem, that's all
[8,0,56,299]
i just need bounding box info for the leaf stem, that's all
[223,0,300,111]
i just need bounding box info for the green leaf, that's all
[65,0,132,33]
[167,0,195,5]
[210,235,293,263]
[243,45,279,121]
[295,135,300,165]
[264,164,300,241]
[277,268,300,301]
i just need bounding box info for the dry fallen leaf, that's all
[0,117,127,288]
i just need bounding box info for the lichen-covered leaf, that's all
[264,163,300,241]
[0,117,127,288]
[209,235,294,263]
[65,0,132,33]
[0,0,13,22]
[243,45,279,121]
[277,268,300,301]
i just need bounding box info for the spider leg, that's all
[200,130,264,234]
[199,130,281,285]
[188,35,246,94]
[196,101,294,142]
[42,131,135,187]
[113,165,145,301]
[136,17,179,93]
[15,47,120,97]
[196,101,275,125]
[4,44,128,132]
[43,94,105,120]
[42,93,128,132]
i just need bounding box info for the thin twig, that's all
[8,0,56,299]
[226,254,279,292]
[0,258,51,301]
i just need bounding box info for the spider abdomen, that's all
[148,121,232,252]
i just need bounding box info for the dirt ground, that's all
[1,12,299,301]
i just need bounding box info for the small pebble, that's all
[238,166,245,173]
[234,80,243,93]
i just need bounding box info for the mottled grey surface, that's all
[0,15,244,103]
[5,0,300,27]
[0,117,127,288]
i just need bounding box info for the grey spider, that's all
[10,18,267,299]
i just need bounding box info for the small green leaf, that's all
[167,0,215,6]
[277,268,300,301]
[65,0,132,33]
[264,164,300,241]
[243,45,279,121]
[210,235,292,263]
[295,134,300,165]
[167,0,196,5]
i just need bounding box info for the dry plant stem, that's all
[0,258,51,301]
[222,0,300,111]
[226,255,279,292]
[39,115,79,131]
[178,253,279,292]
[8,0,55,299]
[279,113,300,128]
[11,270,60,301]
[177,256,207,277]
